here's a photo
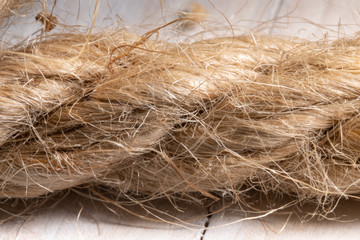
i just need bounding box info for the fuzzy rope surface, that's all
[1,27,360,208]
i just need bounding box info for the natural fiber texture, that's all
[2,2,360,211]
[0,0,37,28]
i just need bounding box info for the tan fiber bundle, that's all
[2,2,360,213]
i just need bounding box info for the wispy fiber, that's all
[2,1,360,215]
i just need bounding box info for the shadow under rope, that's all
[1,188,360,240]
